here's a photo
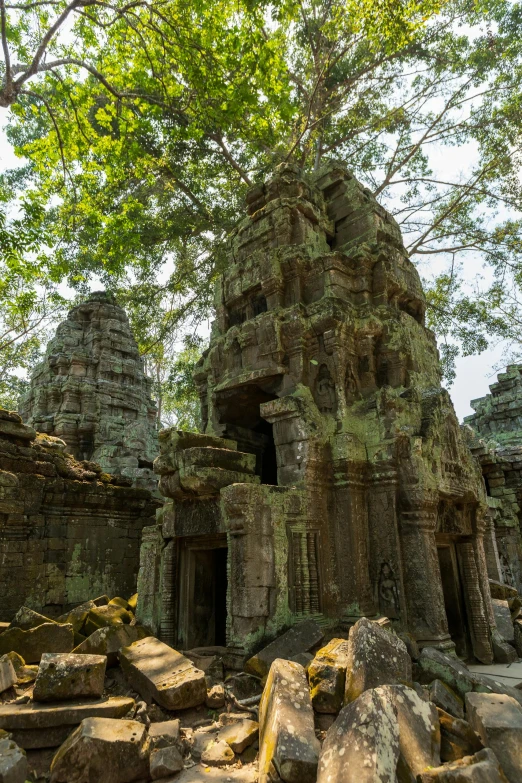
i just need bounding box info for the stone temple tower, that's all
[139,163,504,664]
[19,291,158,490]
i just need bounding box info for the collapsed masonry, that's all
[19,291,158,491]
[138,161,505,665]
[0,409,159,621]
[464,365,522,593]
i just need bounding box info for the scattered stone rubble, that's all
[0,408,159,621]
[1,592,522,782]
[19,291,158,491]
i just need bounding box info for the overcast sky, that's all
[0,115,511,422]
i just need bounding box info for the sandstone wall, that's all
[0,409,159,621]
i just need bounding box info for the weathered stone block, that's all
[383,684,441,780]
[245,619,324,678]
[437,708,482,763]
[465,692,522,783]
[149,744,184,779]
[415,647,475,699]
[317,687,400,783]
[492,600,515,642]
[418,747,508,782]
[344,617,411,703]
[308,638,350,714]
[0,696,135,733]
[50,718,151,783]
[148,719,181,750]
[0,735,28,783]
[33,653,107,702]
[0,623,74,663]
[73,623,147,666]
[119,636,206,710]
[430,679,464,719]
[218,719,258,754]
[0,656,17,694]
[259,658,319,783]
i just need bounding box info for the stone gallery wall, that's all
[19,291,158,491]
[0,409,159,621]
[464,365,522,593]
[139,162,502,665]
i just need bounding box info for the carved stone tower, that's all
[138,163,500,664]
[19,292,158,490]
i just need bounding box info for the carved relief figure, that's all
[378,561,400,619]
[315,363,336,413]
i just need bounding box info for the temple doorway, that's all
[437,542,470,658]
[179,536,228,648]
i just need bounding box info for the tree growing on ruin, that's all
[0,0,521,392]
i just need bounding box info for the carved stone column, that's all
[400,501,452,648]
[458,539,493,664]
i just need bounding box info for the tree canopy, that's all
[1,0,521,413]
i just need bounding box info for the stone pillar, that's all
[458,538,494,664]
[159,540,176,647]
[399,501,452,648]
[333,461,375,621]
[136,524,164,636]
[483,506,503,582]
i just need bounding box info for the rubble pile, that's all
[1,598,522,783]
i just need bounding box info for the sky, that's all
[0,115,513,423]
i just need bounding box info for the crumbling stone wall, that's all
[0,409,159,621]
[139,162,498,664]
[464,365,522,593]
[19,291,158,491]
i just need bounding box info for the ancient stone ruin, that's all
[19,291,158,491]
[463,365,522,594]
[0,409,159,621]
[138,162,500,666]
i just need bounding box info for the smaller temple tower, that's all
[19,292,158,490]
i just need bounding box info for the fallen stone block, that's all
[148,719,181,750]
[418,747,509,782]
[415,647,476,699]
[245,619,324,678]
[491,629,517,663]
[0,696,135,745]
[308,638,350,714]
[472,671,522,708]
[2,652,37,685]
[201,739,235,767]
[8,725,74,750]
[73,624,146,666]
[119,636,206,710]
[191,727,220,760]
[0,656,17,694]
[0,623,74,663]
[128,594,138,612]
[259,658,320,783]
[382,684,441,779]
[429,679,464,719]
[173,767,257,783]
[8,606,55,631]
[0,734,28,783]
[0,622,9,634]
[508,595,521,620]
[33,652,107,702]
[83,604,134,636]
[489,580,518,601]
[150,744,184,779]
[317,687,400,783]
[492,600,515,643]
[206,683,225,709]
[50,717,151,783]
[465,692,522,783]
[344,617,412,703]
[437,708,482,763]
[57,600,99,633]
[218,718,258,754]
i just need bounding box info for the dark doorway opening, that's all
[180,541,228,648]
[215,383,279,485]
[437,543,470,659]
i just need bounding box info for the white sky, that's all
[0,114,512,422]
